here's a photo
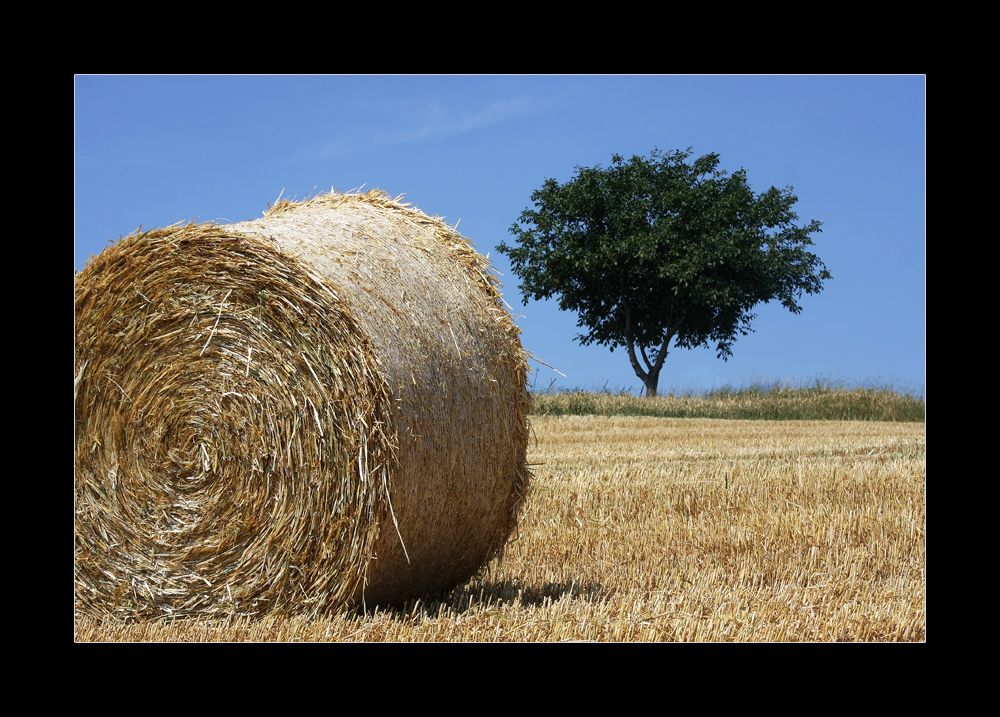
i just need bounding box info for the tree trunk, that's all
[626,336,669,398]
[621,299,671,398]
[643,370,660,397]
[626,340,669,398]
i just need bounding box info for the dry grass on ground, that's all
[76,416,925,642]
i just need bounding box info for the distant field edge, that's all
[527,387,925,422]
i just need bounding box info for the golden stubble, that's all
[501,416,925,641]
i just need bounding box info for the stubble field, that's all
[76,412,925,642]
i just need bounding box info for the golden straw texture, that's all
[75,189,531,619]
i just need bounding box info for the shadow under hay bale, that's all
[75,189,532,619]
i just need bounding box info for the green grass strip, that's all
[529,381,925,422]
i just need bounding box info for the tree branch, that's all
[653,330,673,376]
[622,298,649,384]
[639,342,653,373]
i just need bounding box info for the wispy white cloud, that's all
[421,95,541,137]
[292,88,584,163]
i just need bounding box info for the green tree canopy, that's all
[497,148,831,397]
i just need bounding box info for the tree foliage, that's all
[497,148,831,397]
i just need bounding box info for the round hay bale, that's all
[75,189,532,619]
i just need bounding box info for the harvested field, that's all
[77,415,925,641]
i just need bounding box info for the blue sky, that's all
[75,75,925,397]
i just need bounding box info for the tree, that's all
[497,148,831,397]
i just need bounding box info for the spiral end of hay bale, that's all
[75,190,531,619]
